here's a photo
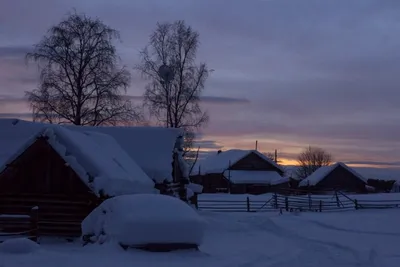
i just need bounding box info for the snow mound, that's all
[0,238,40,254]
[82,194,206,248]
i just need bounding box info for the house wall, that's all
[190,173,229,193]
[230,184,269,195]
[315,165,367,193]
[0,138,99,237]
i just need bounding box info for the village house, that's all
[298,162,368,193]
[190,149,287,194]
[0,119,199,238]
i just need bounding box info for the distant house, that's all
[0,125,155,237]
[190,149,286,194]
[298,162,368,193]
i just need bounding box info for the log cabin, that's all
[298,162,368,193]
[0,125,155,238]
[0,119,200,238]
[190,149,286,194]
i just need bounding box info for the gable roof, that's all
[0,124,155,197]
[192,149,284,175]
[298,162,367,187]
[0,119,183,183]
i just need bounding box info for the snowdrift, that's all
[0,238,40,254]
[82,194,206,251]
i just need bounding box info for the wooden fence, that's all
[0,193,96,242]
[195,192,400,213]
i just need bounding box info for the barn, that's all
[190,149,286,194]
[298,162,368,193]
[0,125,155,237]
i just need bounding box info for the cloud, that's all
[0,0,400,164]
[125,95,249,104]
[344,161,400,168]
[0,112,32,119]
[0,95,27,104]
[192,139,224,150]
[0,46,32,58]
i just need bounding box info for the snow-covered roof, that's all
[223,170,285,185]
[0,122,156,197]
[68,125,183,182]
[192,149,284,175]
[299,162,367,187]
[0,119,183,183]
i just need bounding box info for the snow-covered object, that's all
[0,124,155,197]
[224,170,285,185]
[187,183,203,194]
[0,119,45,167]
[192,149,284,175]
[365,185,375,192]
[81,194,206,246]
[299,162,367,187]
[0,238,40,254]
[0,119,183,183]
[391,181,400,193]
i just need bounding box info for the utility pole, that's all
[255,140,258,151]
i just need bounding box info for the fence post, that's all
[193,194,199,209]
[308,194,312,211]
[273,192,278,209]
[285,197,289,211]
[30,206,39,243]
[246,197,251,212]
[335,191,340,207]
[354,199,358,210]
[319,200,322,212]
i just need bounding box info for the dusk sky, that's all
[1,0,400,168]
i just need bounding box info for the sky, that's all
[0,0,400,169]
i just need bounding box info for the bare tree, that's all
[264,152,275,162]
[26,11,142,126]
[135,20,209,154]
[296,146,332,179]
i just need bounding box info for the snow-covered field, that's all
[1,209,399,267]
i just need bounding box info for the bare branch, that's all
[189,146,201,176]
[25,11,142,126]
[296,146,333,179]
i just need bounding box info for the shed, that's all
[298,162,368,193]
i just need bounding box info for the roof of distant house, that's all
[192,149,284,175]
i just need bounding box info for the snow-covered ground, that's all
[1,209,399,267]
